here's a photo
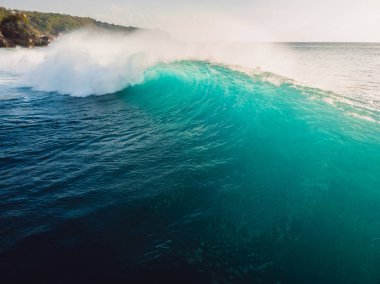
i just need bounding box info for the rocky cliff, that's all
[0,6,149,48]
[0,12,52,47]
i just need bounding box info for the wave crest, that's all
[0,30,379,123]
[0,29,298,97]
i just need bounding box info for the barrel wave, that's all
[1,56,380,282]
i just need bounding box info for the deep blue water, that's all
[1,60,380,283]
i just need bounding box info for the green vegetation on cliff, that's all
[0,7,7,20]
[0,6,139,36]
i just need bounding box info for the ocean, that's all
[0,34,379,283]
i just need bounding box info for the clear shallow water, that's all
[0,44,380,283]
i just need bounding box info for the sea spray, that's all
[0,29,297,96]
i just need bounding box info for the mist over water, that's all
[0,30,380,283]
[0,30,292,96]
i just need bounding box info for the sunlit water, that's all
[0,41,379,283]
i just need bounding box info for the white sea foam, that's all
[0,31,171,96]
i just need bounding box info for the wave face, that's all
[1,43,380,282]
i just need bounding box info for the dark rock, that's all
[0,31,15,47]
[35,35,54,46]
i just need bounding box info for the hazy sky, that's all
[2,0,380,41]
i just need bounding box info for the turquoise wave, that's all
[119,60,380,228]
[1,60,380,282]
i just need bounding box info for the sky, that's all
[2,0,380,42]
